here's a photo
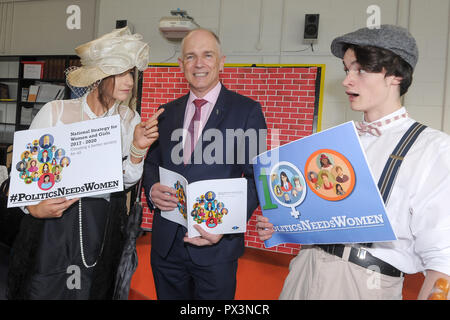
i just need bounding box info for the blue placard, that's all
[253,121,396,247]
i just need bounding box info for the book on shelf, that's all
[21,88,29,102]
[23,82,65,104]
[69,58,82,68]
[0,83,9,99]
[36,83,65,103]
[27,85,39,102]
[5,104,16,123]
[20,106,33,125]
[42,58,66,80]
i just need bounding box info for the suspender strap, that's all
[360,122,426,248]
[377,122,427,204]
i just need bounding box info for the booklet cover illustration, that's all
[253,121,396,247]
[159,167,247,238]
[8,115,124,207]
[14,134,70,191]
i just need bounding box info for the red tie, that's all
[184,99,208,164]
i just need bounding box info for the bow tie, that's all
[355,112,408,137]
[355,122,382,137]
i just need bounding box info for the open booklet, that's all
[159,167,248,238]
[253,121,397,247]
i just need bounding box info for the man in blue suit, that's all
[143,28,267,299]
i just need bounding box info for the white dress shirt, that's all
[359,107,450,275]
[182,81,222,146]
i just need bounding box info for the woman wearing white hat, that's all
[8,27,163,299]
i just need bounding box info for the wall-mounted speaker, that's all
[304,14,319,40]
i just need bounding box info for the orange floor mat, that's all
[129,232,424,300]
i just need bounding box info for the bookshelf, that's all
[0,55,80,165]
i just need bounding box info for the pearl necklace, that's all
[79,98,95,268]
[78,97,114,269]
[78,199,97,268]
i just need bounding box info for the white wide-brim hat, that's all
[67,26,150,88]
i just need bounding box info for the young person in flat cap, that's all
[7,27,163,299]
[257,24,450,299]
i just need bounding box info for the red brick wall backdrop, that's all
[139,64,323,255]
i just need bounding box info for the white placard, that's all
[8,115,123,207]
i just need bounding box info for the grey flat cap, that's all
[331,24,418,69]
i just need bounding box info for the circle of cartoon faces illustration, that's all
[304,149,355,201]
[269,162,307,218]
[15,134,70,191]
[174,181,187,219]
[190,191,229,229]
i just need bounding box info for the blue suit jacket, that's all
[143,85,267,266]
